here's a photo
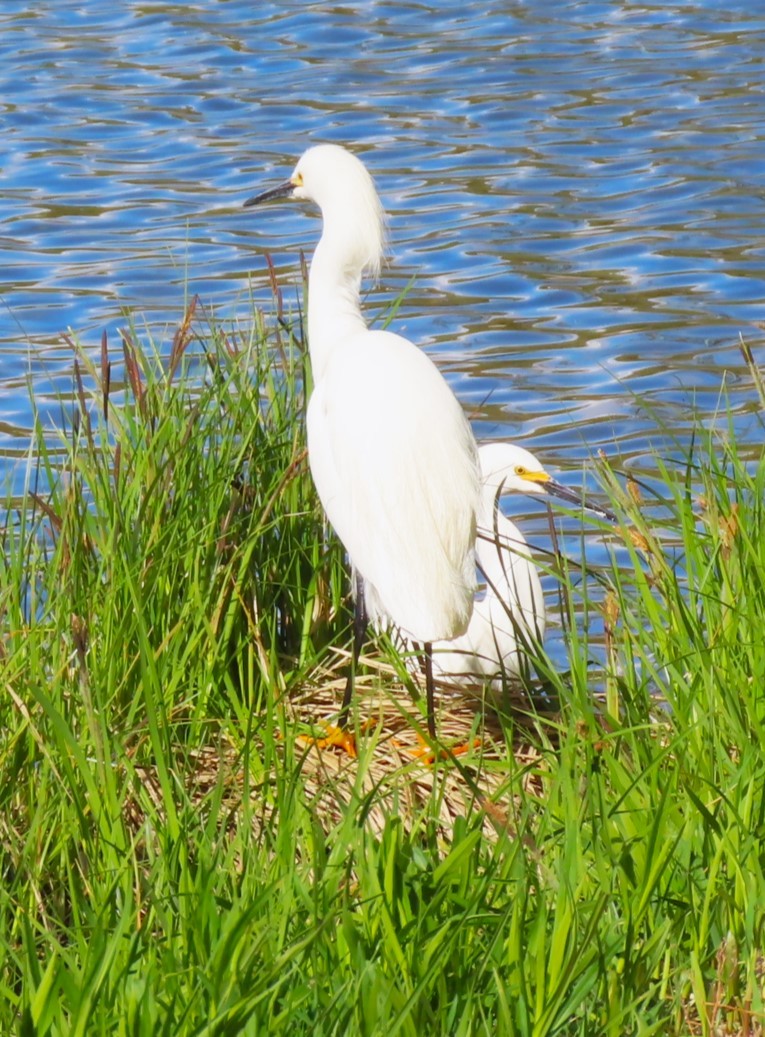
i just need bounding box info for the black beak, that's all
[243,179,295,208]
[544,478,617,522]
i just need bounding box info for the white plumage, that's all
[423,441,610,689]
[246,144,481,734]
[428,443,547,688]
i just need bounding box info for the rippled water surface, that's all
[2,0,765,497]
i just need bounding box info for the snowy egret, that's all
[245,144,481,740]
[421,442,608,690]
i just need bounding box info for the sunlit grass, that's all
[1,293,763,1035]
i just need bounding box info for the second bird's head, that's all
[244,144,386,279]
[479,442,615,520]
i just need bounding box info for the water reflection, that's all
[1,0,764,495]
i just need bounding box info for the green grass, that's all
[1,292,764,1036]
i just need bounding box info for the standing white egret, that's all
[424,442,606,689]
[245,144,481,741]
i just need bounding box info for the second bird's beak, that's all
[524,471,616,522]
[244,179,296,208]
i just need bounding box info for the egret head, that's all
[245,144,386,279]
[479,442,614,519]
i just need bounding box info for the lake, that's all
[2,0,764,512]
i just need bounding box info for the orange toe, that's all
[394,733,482,765]
[298,724,358,758]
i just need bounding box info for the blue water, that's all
[2,0,764,503]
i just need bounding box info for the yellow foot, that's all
[311,725,357,758]
[296,720,373,760]
[394,733,482,765]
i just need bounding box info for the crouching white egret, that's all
[414,442,614,691]
[245,144,481,742]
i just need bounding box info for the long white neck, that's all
[307,236,369,383]
[476,481,544,631]
[477,487,525,594]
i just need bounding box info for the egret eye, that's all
[293,172,304,187]
[514,465,527,476]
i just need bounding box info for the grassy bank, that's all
[1,295,763,1035]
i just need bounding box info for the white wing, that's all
[427,507,546,688]
[307,328,479,643]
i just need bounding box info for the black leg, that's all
[339,570,367,728]
[412,639,436,738]
[424,641,436,739]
